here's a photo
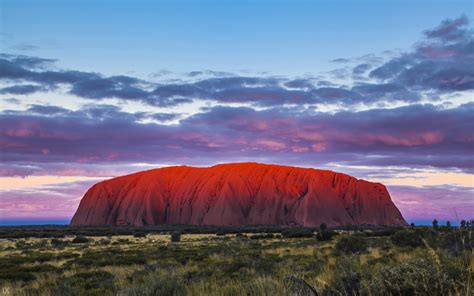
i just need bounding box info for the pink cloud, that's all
[389,185,474,222]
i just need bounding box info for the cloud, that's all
[330,58,351,63]
[1,16,472,108]
[0,180,96,219]
[149,112,181,122]
[424,15,470,42]
[12,43,39,51]
[3,97,21,104]
[0,53,56,69]
[369,16,473,92]
[0,84,46,95]
[0,16,472,177]
[27,104,70,115]
[351,83,422,103]
[352,63,372,75]
[284,79,315,89]
[187,70,234,77]
[389,185,474,222]
[1,102,472,178]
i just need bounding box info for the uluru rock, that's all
[70,162,407,227]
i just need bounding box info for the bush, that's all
[316,229,337,241]
[249,233,274,240]
[51,238,67,247]
[98,239,111,245]
[70,249,147,267]
[323,256,361,295]
[367,257,466,295]
[391,230,424,248]
[171,231,181,242]
[281,227,314,238]
[336,235,368,254]
[364,228,399,237]
[439,229,472,252]
[56,271,115,295]
[125,272,186,295]
[0,262,57,283]
[0,270,35,282]
[287,275,318,295]
[235,233,247,239]
[133,232,147,238]
[71,235,89,244]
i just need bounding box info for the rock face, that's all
[70,162,407,227]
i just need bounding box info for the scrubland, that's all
[0,225,471,295]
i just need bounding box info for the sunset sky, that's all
[0,0,473,225]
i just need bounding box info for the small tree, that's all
[171,231,181,242]
[446,221,451,228]
[320,223,327,231]
[460,220,466,228]
[468,220,474,229]
[432,219,438,229]
[317,229,337,241]
[410,223,415,227]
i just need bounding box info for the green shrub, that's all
[171,231,181,242]
[125,272,186,295]
[235,233,247,239]
[316,229,337,241]
[0,270,35,283]
[367,256,466,295]
[391,230,424,248]
[364,228,399,237]
[336,235,368,254]
[222,260,251,277]
[51,238,66,247]
[287,275,318,295]
[72,249,147,267]
[252,254,282,274]
[281,227,314,238]
[15,240,30,250]
[323,256,361,295]
[439,229,472,253]
[56,271,115,296]
[98,239,111,245]
[71,235,89,244]
[0,262,59,282]
[249,233,274,240]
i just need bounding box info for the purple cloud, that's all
[0,180,96,219]
[389,185,474,223]
[370,16,473,92]
[1,102,472,177]
[424,15,470,41]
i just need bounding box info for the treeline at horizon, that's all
[0,219,473,239]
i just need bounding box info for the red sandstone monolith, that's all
[70,162,407,227]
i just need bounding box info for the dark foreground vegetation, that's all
[0,224,472,295]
